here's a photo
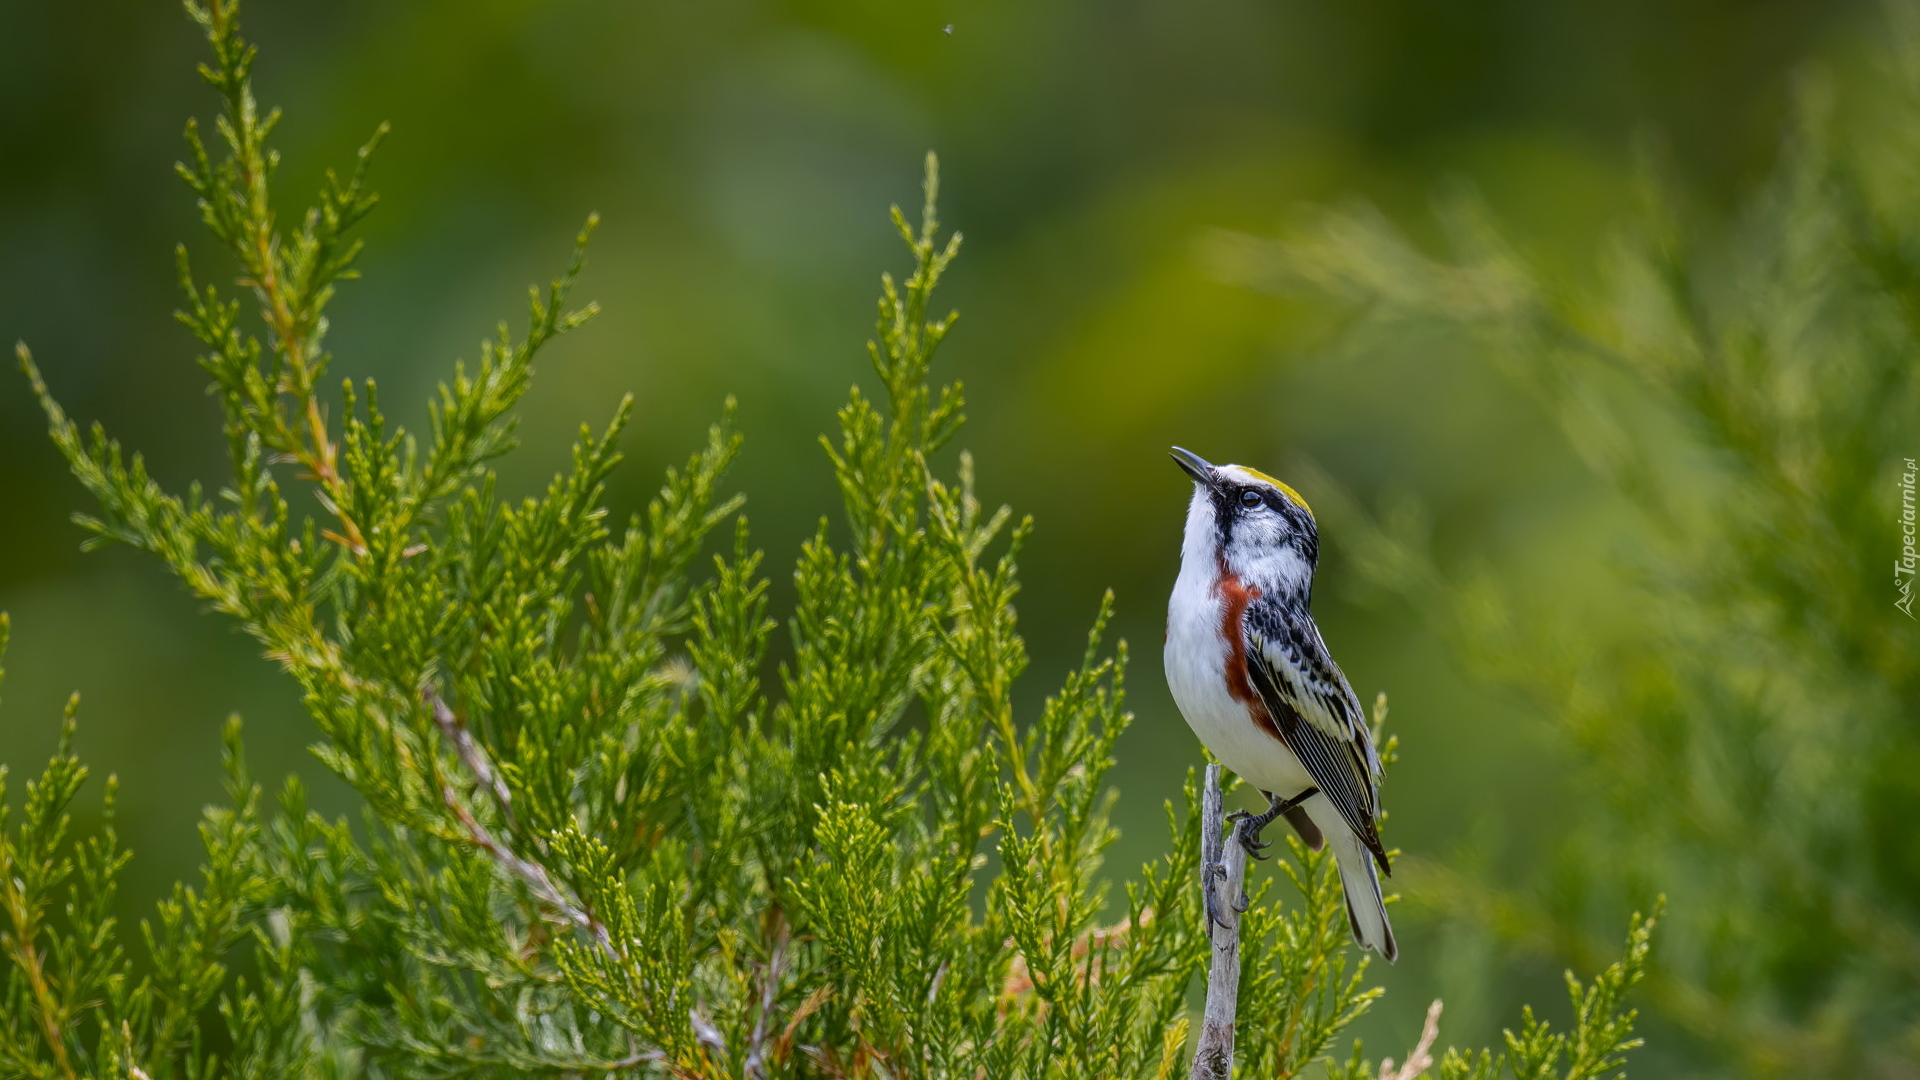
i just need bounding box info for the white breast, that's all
[1163,487,1314,796]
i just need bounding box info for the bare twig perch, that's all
[1191,763,1249,1080]
[1378,1000,1444,1080]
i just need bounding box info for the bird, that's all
[1162,446,1396,962]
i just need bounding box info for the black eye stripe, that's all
[1208,480,1319,566]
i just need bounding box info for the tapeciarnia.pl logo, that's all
[1900,457,1917,619]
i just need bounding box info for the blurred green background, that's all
[1,0,1904,1074]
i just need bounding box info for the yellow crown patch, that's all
[1236,467,1313,517]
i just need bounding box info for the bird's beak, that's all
[1169,446,1217,487]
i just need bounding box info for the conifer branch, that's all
[424,686,616,961]
[4,4,1667,1075]
[423,686,516,831]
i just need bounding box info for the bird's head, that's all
[1170,446,1319,595]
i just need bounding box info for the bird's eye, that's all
[1239,489,1264,510]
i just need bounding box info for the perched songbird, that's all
[1163,447,1396,961]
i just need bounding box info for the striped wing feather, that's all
[1243,607,1390,873]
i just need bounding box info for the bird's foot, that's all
[1231,787,1321,861]
[1228,803,1274,860]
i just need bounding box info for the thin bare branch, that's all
[1377,1000,1443,1080]
[1191,763,1249,1080]
[425,686,616,961]
[424,686,515,830]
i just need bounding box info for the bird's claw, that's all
[1232,815,1274,861]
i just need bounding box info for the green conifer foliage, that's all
[6,2,1657,1077]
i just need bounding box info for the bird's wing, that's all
[1243,605,1389,872]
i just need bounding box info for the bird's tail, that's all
[1319,809,1397,962]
